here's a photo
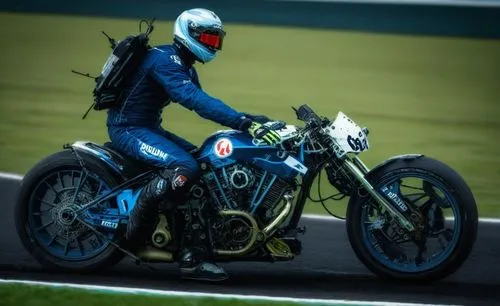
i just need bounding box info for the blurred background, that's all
[0,0,499,217]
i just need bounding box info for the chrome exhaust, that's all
[213,193,294,257]
[263,193,293,236]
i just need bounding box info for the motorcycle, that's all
[15,104,478,281]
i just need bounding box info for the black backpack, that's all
[74,18,155,119]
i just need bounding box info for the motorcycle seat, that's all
[71,140,155,179]
[74,141,205,180]
[102,142,159,177]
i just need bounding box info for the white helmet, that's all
[173,8,226,63]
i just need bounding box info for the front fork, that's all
[343,156,416,232]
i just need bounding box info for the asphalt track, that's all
[1,175,499,305]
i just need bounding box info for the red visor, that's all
[199,32,223,50]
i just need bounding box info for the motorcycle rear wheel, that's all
[15,149,125,272]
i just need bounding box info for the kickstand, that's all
[76,217,157,271]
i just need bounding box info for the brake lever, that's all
[264,120,287,131]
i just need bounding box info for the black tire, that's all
[346,155,478,282]
[15,149,125,272]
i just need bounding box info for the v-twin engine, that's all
[202,164,296,256]
[204,164,294,226]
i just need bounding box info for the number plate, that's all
[325,111,370,157]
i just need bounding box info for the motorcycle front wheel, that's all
[346,155,478,282]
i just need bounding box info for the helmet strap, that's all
[173,38,199,66]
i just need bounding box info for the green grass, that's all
[0,284,324,306]
[0,12,499,217]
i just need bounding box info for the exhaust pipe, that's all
[263,193,293,236]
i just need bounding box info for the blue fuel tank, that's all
[195,130,308,180]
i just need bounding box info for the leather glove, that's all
[247,121,282,145]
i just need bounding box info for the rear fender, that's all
[67,141,126,181]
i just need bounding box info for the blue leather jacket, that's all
[106,44,246,129]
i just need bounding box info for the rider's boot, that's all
[126,166,191,245]
[126,174,170,245]
[177,196,228,282]
[178,247,229,282]
[126,167,227,281]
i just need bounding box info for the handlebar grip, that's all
[264,120,287,130]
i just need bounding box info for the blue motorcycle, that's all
[15,104,478,282]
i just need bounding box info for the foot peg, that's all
[281,237,302,255]
[266,237,295,259]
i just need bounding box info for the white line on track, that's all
[1,171,499,224]
[0,279,462,306]
[0,172,23,181]
[301,214,500,224]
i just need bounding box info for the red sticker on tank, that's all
[214,138,233,158]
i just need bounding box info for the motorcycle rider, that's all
[106,8,283,281]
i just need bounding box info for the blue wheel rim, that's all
[27,169,116,261]
[361,171,461,273]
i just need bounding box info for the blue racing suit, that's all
[107,42,275,276]
[106,44,247,176]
